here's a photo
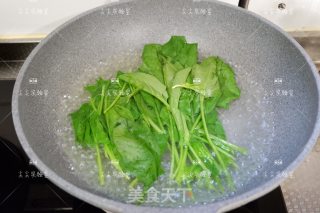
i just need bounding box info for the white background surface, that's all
[0,0,239,40]
[248,0,320,31]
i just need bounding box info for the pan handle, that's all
[238,0,249,9]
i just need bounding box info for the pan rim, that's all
[12,0,320,212]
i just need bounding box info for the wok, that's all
[12,0,320,212]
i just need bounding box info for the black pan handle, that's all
[238,0,249,9]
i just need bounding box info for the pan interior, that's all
[15,0,319,209]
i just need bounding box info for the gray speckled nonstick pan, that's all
[12,0,320,212]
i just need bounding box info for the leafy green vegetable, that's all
[139,44,163,83]
[70,103,92,145]
[113,128,159,189]
[119,72,169,107]
[70,36,245,199]
[173,57,222,99]
[215,57,241,108]
[161,36,198,68]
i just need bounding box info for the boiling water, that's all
[55,51,275,207]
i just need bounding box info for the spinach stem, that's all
[190,114,201,133]
[209,136,247,155]
[127,88,140,101]
[95,144,105,185]
[142,115,164,134]
[169,114,178,179]
[174,144,188,184]
[200,95,232,185]
[193,135,235,160]
[104,83,127,113]
[169,118,179,163]
[155,107,165,132]
[198,130,247,154]
[188,145,210,172]
[132,91,165,134]
[90,98,98,112]
[98,84,105,115]
[173,141,182,178]
[103,144,129,180]
[129,178,138,188]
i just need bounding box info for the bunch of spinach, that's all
[70,36,246,193]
